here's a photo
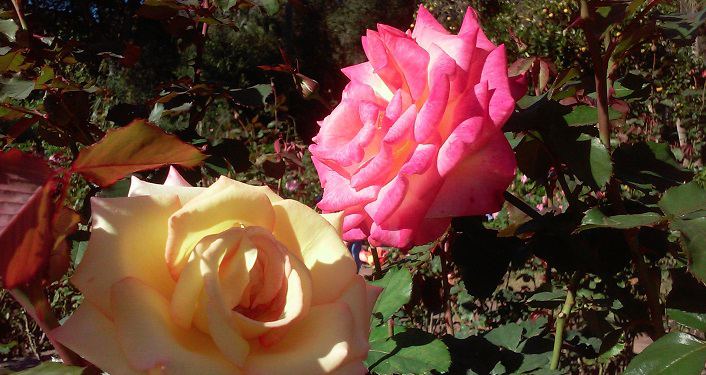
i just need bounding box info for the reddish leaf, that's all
[72,120,206,187]
[0,150,55,288]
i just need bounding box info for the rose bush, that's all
[51,167,380,375]
[309,5,524,248]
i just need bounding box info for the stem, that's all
[579,0,665,338]
[9,284,83,366]
[580,0,611,150]
[503,191,542,220]
[11,0,28,30]
[549,273,581,370]
[624,228,665,338]
[441,240,454,335]
[370,246,383,279]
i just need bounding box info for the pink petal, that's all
[427,131,516,218]
[481,45,516,129]
[163,166,191,187]
[459,7,495,51]
[412,5,449,50]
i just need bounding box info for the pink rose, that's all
[309,6,523,248]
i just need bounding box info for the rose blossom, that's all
[52,167,380,375]
[309,6,524,248]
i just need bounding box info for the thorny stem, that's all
[9,284,83,366]
[370,246,383,280]
[11,0,28,30]
[579,0,665,338]
[580,0,611,151]
[549,273,581,370]
[503,191,542,220]
[441,240,455,335]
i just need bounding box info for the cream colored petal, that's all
[164,166,192,187]
[51,302,140,375]
[246,302,357,375]
[272,199,357,305]
[165,177,277,277]
[332,361,368,375]
[169,254,205,329]
[111,277,242,374]
[321,211,344,236]
[229,254,312,339]
[198,248,250,367]
[128,176,204,204]
[338,277,374,360]
[72,195,179,315]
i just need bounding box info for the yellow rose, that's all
[52,168,380,375]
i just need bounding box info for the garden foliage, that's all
[1,0,706,374]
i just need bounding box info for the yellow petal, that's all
[321,211,344,236]
[272,199,357,305]
[72,195,179,315]
[51,301,140,375]
[331,361,368,375]
[164,166,191,187]
[169,254,205,329]
[128,176,205,205]
[165,177,277,277]
[111,277,242,374]
[245,302,357,375]
[230,253,312,339]
[338,277,373,360]
[191,234,252,366]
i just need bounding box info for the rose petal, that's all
[427,131,516,218]
[245,302,357,375]
[338,278,374,360]
[412,5,449,50]
[341,62,394,102]
[128,176,204,204]
[111,278,241,374]
[72,195,179,315]
[164,166,191,187]
[165,177,277,278]
[51,302,140,375]
[271,199,357,305]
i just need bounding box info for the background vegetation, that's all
[1,0,705,374]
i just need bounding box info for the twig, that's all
[9,285,84,366]
[370,246,383,280]
[503,191,542,220]
[549,273,581,370]
[10,0,28,31]
[441,240,455,335]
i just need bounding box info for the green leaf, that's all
[613,142,692,192]
[563,105,622,126]
[0,77,35,100]
[484,323,523,352]
[70,241,88,266]
[667,308,706,332]
[624,332,706,375]
[0,340,16,354]
[577,208,663,232]
[659,182,706,218]
[370,267,413,322]
[527,291,566,302]
[515,353,551,373]
[35,65,54,88]
[72,120,206,187]
[0,50,25,74]
[251,0,283,15]
[0,19,18,42]
[589,137,613,188]
[13,362,84,375]
[366,328,451,375]
[671,217,706,283]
